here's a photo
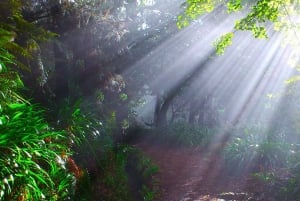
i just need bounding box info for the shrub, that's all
[159,122,216,147]
[126,147,160,201]
[55,101,158,201]
[96,145,132,201]
[224,125,292,175]
[254,147,300,201]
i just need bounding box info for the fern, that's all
[0,2,77,200]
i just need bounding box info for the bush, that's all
[56,102,159,201]
[96,145,132,201]
[86,145,159,201]
[158,122,216,147]
[224,124,292,175]
[253,147,300,201]
[126,147,160,201]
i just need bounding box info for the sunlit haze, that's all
[3,0,300,200]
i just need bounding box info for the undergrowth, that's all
[0,20,76,200]
[157,122,216,147]
[0,103,75,200]
[74,142,160,201]
[53,101,160,201]
[126,146,160,201]
[223,124,300,200]
[224,124,292,175]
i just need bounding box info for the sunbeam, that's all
[4,0,300,200]
[122,1,300,200]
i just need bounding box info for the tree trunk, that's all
[188,99,199,124]
[153,49,216,129]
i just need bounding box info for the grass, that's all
[0,103,75,200]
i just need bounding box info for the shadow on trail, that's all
[129,131,275,201]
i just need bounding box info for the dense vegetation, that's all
[1,0,300,200]
[0,0,159,200]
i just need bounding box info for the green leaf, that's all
[7,103,26,109]
[72,108,81,116]
[227,0,242,13]
[119,93,128,101]
[12,111,23,120]
[252,26,268,38]
[214,32,234,55]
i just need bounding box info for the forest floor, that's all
[134,139,273,201]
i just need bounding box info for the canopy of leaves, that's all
[178,0,300,54]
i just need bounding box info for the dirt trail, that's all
[135,141,262,201]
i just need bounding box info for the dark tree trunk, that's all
[188,107,197,124]
[154,97,171,128]
[154,96,165,128]
[154,49,216,129]
[188,97,206,125]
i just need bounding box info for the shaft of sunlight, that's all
[119,1,300,199]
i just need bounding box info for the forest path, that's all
[135,140,263,201]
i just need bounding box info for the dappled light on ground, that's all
[136,139,273,201]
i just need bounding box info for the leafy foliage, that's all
[227,0,242,13]
[224,124,292,175]
[94,129,158,201]
[177,0,220,29]
[178,0,300,54]
[0,0,56,66]
[127,147,160,201]
[252,149,300,201]
[214,32,234,55]
[0,104,75,201]
[0,28,26,105]
[157,122,216,147]
[0,2,78,200]
[98,145,132,201]
[51,99,159,201]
